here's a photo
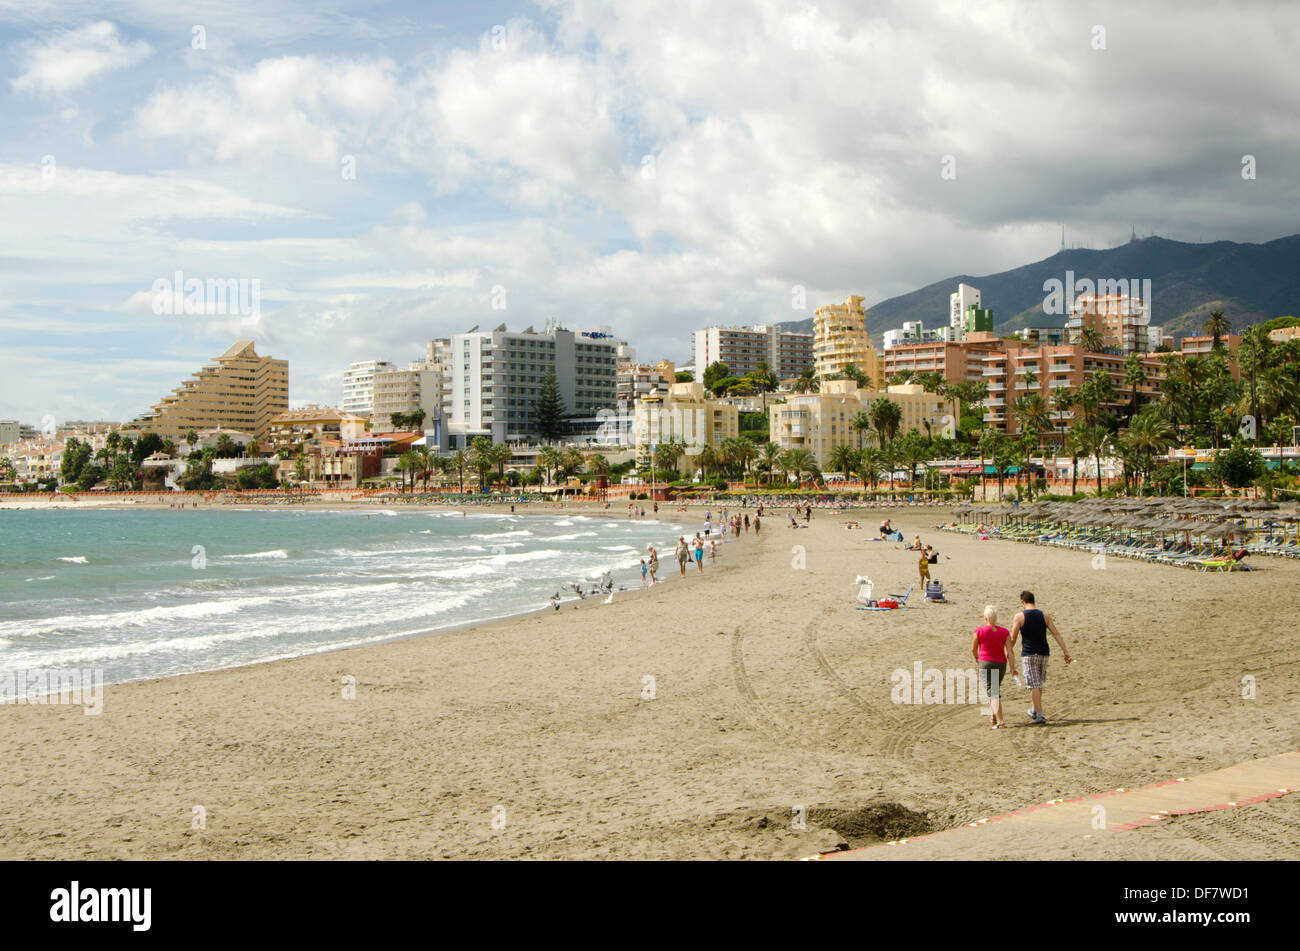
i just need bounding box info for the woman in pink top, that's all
[970,605,1011,729]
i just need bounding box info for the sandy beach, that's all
[1,502,1297,860]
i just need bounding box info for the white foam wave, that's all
[58,556,88,564]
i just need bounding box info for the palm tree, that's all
[450,448,470,493]
[793,367,819,394]
[1204,310,1231,352]
[851,410,874,449]
[854,447,883,490]
[869,397,902,449]
[896,430,930,489]
[1076,424,1110,495]
[1122,412,1176,495]
[490,442,513,485]
[653,439,685,478]
[828,443,858,481]
[1236,325,1274,433]
[537,446,562,485]
[412,446,431,491]
[782,448,820,486]
[978,428,1005,498]
[470,436,494,492]
[1079,326,1107,353]
[1051,388,1075,452]
[1122,351,1146,423]
[750,360,778,410]
[756,441,782,485]
[1064,425,1085,495]
[560,447,585,478]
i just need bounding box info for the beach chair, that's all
[853,575,875,607]
[859,583,913,611]
[924,580,947,603]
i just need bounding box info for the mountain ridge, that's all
[777,233,1300,342]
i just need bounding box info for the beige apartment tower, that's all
[813,295,882,386]
[123,340,289,441]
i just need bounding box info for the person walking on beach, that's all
[971,606,1011,729]
[675,536,690,577]
[647,545,659,584]
[918,549,930,588]
[754,514,761,535]
[744,514,750,533]
[704,517,712,538]
[693,533,705,572]
[640,559,649,587]
[1006,590,1072,725]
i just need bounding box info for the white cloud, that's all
[11,20,152,96]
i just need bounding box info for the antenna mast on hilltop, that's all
[1060,225,1065,251]
[1131,224,1137,243]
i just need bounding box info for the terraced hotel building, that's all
[122,340,289,441]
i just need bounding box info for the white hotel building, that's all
[444,325,618,447]
[342,360,395,416]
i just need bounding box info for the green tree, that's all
[828,443,858,480]
[1075,424,1110,495]
[674,370,694,383]
[450,449,470,492]
[1122,352,1147,423]
[1236,325,1274,434]
[781,448,820,485]
[869,398,902,448]
[536,445,562,484]
[1210,437,1265,491]
[793,367,819,394]
[1204,310,1231,352]
[896,430,930,488]
[702,361,730,392]
[534,370,566,441]
[1079,326,1106,353]
[1122,412,1176,495]
[470,436,494,492]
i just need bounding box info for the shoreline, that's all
[1,504,770,698]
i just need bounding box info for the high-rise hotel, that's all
[812,295,883,386]
[690,325,814,382]
[121,340,289,441]
[443,325,618,446]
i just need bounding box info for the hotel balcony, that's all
[986,398,1006,406]
[1049,379,1072,388]
[986,381,1005,391]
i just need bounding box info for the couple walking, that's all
[969,591,1072,728]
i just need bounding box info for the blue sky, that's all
[2,0,1298,425]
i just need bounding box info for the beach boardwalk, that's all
[809,750,1300,860]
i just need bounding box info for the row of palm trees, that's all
[393,438,617,493]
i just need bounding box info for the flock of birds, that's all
[549,571,620,610]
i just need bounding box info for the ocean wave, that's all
[226,549,289,560]
[57,556,88,564]
[547,532,600,542]
[470,530,534,539]
[553,520,574,526]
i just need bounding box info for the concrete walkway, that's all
[810,750,1300,861]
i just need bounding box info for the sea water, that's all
[0,508,695,694]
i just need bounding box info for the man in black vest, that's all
[1007,590,1072,725]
